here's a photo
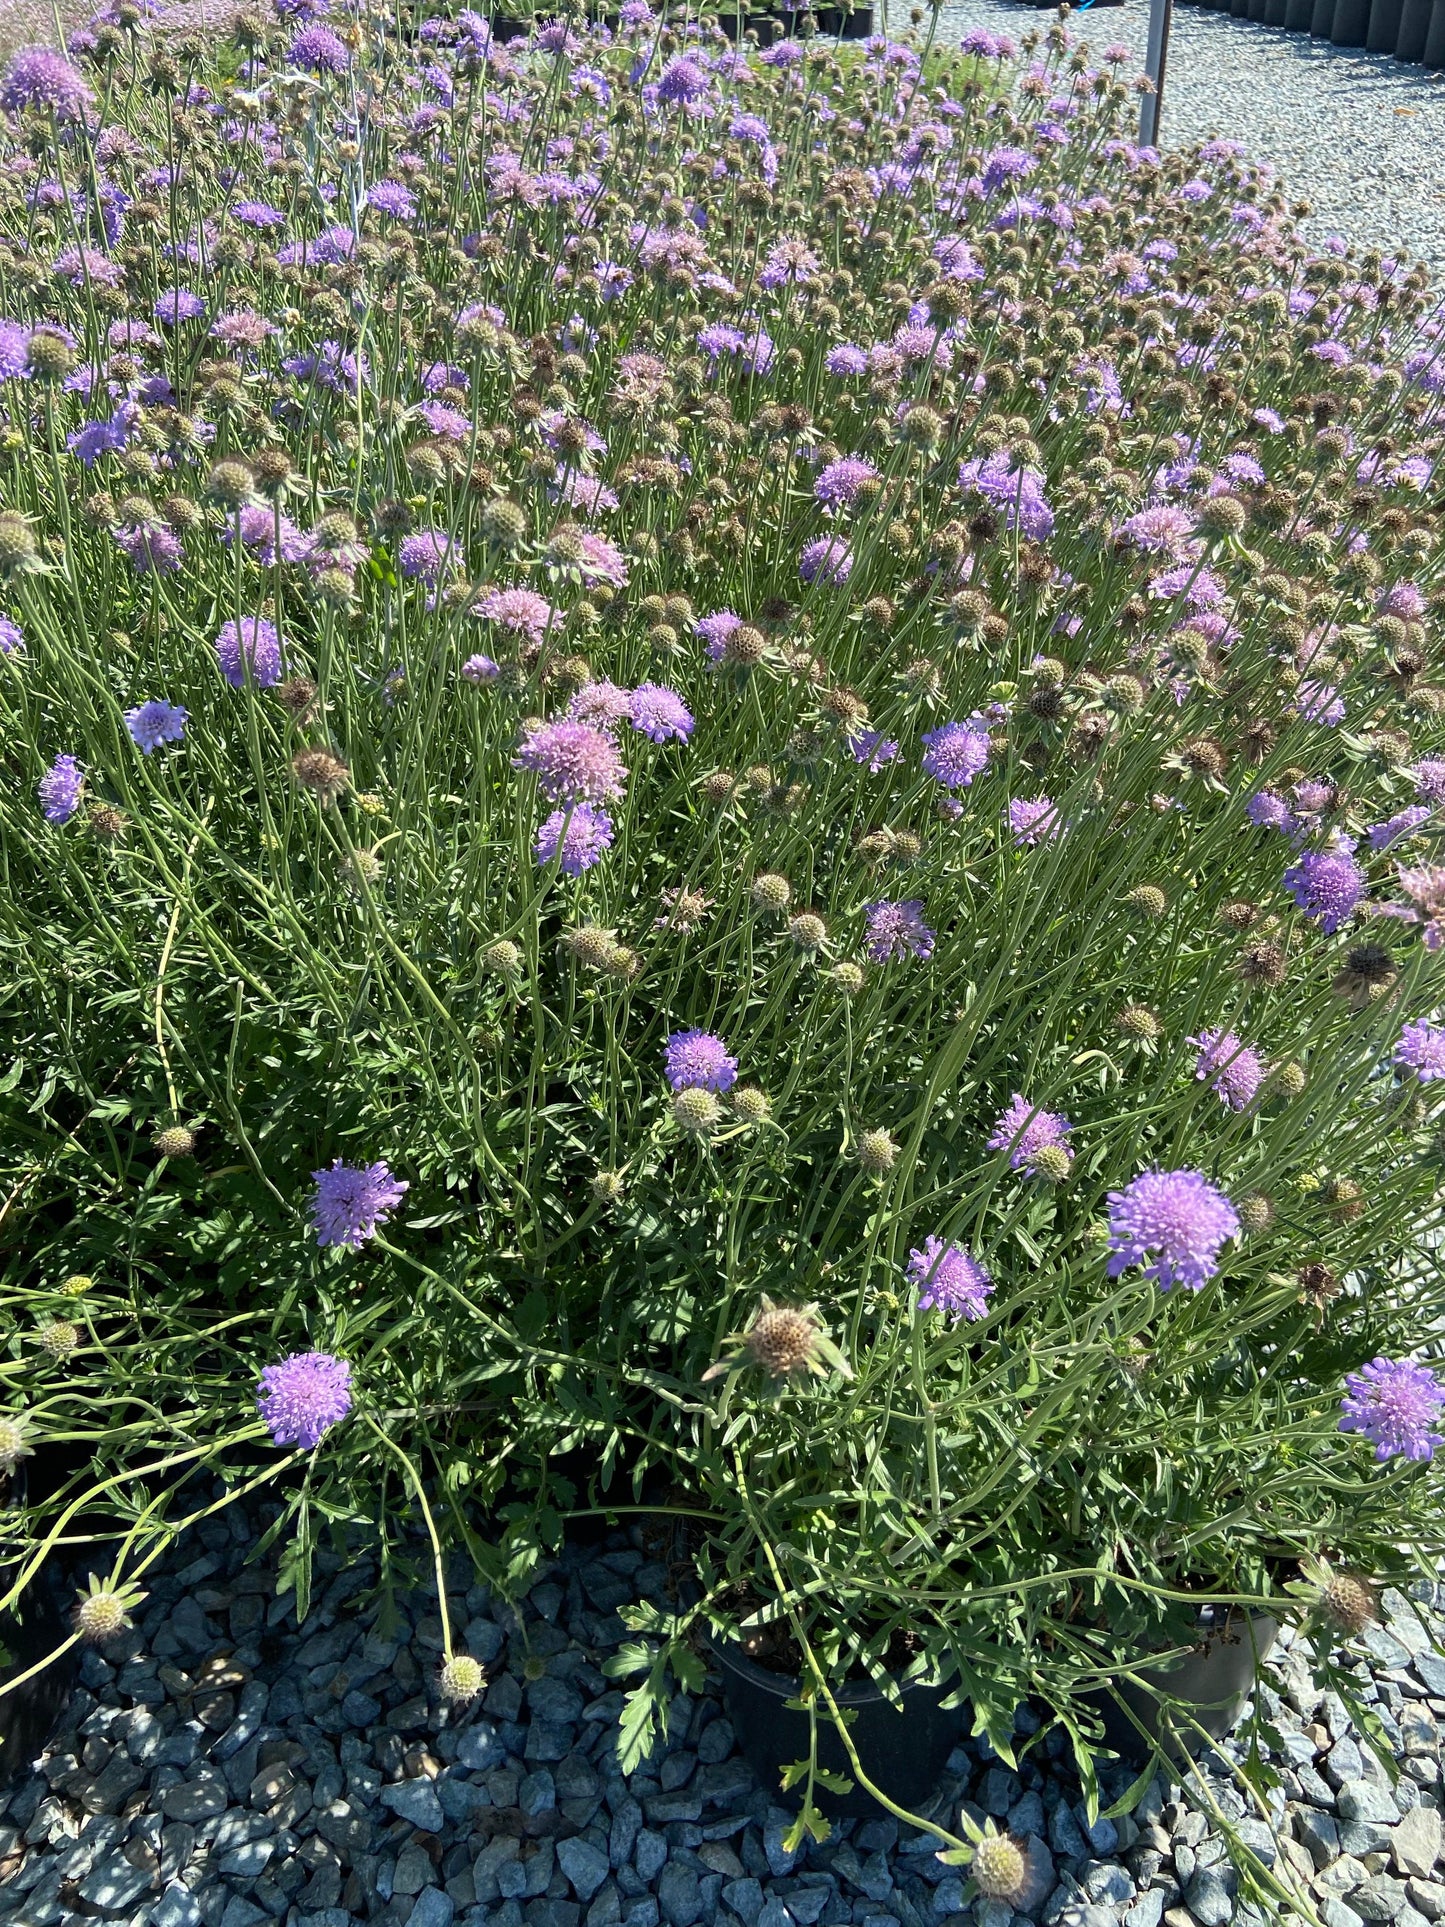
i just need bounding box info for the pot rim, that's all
[707,1631,957,1709]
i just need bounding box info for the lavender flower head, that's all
[1293,679,1345,727]
[1339,1357,1445,1463]
[664,1030,738,1093]
[535,804,613,876]
[257,1351,353,1450]
[628,683,694,745]
[1284,848,1365,934]
[799,537,853,586]
[987,1095,1071,1173]
[289,23,351,70]
[124,700,188,753]
[514,719,627,804]
[1369,805,1430,854]
[38,753,83,824]
[1395,1019,1445,1082]
[309,1159,409,1249]
[907,1236,993,1321]
[1190,1029,1265,1111]
[850,730,899,772]
[1,45,93,119]
[1248,792,1296,835]
[921,721,990,792]
[814,456,878,510]
[0,614,22,656]
[1106,1168,1240,1292]
[1007,796,1059,845]
[863,900,935,964]
[215,616,282,689]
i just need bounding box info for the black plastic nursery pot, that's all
[1423,0,1445,61]
[1283,0,1317,27]
[1395,0,1432,54]
[1366,0,1405,47]
[1310,0,1338,35]
[712,1639,965,1819]
[1083,1609,1279,1765]
[1330,0,1371,40]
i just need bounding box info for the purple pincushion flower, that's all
[907,1236,993,1321]
[38,752,82,824]
[1190,1028,1265,1111]
[289,23,350,70]
[1339,1357,1445,1462]
[921,721,990,792]
[1410,758,1445,805]
[124,700,188,753]
[462,654,498,684]
[215,616,282,689]
[799,537,853,586]
[696,610,741,661]
[0,614,21,655]
[514,719,627,804]
[656,53,708,104]
[628,683,694,744]
[257,1351,353,1450]
[399,529,455,584]
[664,1030,738,1093]
[850,730,899,772]
[814,456,878,510]
[1007,796,1060,845]
[863,900,935,964]
[1395,1019,1445,1082]
[987,1095,1071,1173]
[1369,806,1431,853]
[1,45,92,119]
[1106,1168,1240,1292]
[1284,848,1365,933]
[309,1159,408,1249]
[1293,679,1345,726]
[535,803,613,876]
[1246,790,1295,833]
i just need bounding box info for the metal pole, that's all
[1138,0,1174,147]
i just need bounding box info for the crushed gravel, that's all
[3,1504,1445,1927]
[933,0,1445,282]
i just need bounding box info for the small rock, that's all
[408,1890,456,1927]
[635,1829,668,1883]
[161,1775,228,1823]
[78,1850,152,1911]
[1339,1783,1399,1826]
[1320,1905,1366,1927]
[381,1779,446,1832]
[1184,1864,1237,1927]
[154,1882,202,1927]
[1352,1876,1410,1922]
[1294,1806,1341,1871]
[1124,1894,1164,1927]
[1408,1880,1445,1921]
[658,1863,702,1927]
[558,1840,611,1903]
[1394,1807,1443,1880]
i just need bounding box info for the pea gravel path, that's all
[932,0,1445,281]
[4,1502,1445,1927]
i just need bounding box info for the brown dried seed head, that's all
[744,1307,819,1378]
[291,747,349,804]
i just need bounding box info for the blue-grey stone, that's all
[499,1858,531,1900]
[1297,1765,1338,1808]
[635,1831,669,1883]
[1319,1903,1365,1927]
[661,1753,697,1793]
[410,1890,457,1927]
[698,1762,755,1807]
[857,1855,894,1903]
[528,1722,576,1764]
[464,1621,506,1666]
[558,1840,612,1903]
[1008,1793,1044,1839]
[764,1821,800,1878]
[1294,1807,1341,1870]
[931,1878,964,1916]
[1083,1862,1133,1906]
[78,1852,152,1911]
[523,1841,556,1899]
[522,1770,558,1816]
[438,1776,490,1823]
[581,1568,636,1614]
[342,1690,382,1727]
[1123,1892,1164,1927]
[155,1888,204,1927]
[1047,1805,1088,1861]
[784,1887,830,1926]
[588,1888,623,1927]
[1083,1815,1118,1856]
[488,1676,525,1723]
[218,1840,275,1879]
[219,1898,268,1927]
[457,1723,505,1773]
[980,1769,1018,1819]
[215,1680,270,1762]
[1340,1821,1395,1859]
[757,1901,791,1927]
[1066,1910,1117,1927]
[646,1792,704,1825]
[532,1680,586,1726]
[1184,1866,1238,1927]
[1415,1655,1445,1698]
[722,1880,764,1926]
[382,1779,446,1832]
[1325,1739,1367,1788]
[698,1723,735,1767]
[610,1797,644,1869]
[623,1902,661,1927]
[658,1864,703,1927]
[1339,1782,1399,1825]
[1351,1876,1409,1922]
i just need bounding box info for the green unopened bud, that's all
[971,1830,1028,1904]
[672,1087,723,1136]
[439,1654,486,1703]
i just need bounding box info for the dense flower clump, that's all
[2,0,1445,1793]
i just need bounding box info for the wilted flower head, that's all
[1106,1169,1240,1292]
[703,1295,852,1386]
[309,1159,408,1249]
[257,1350,354,1449]
[1339,1357,1445,1462]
